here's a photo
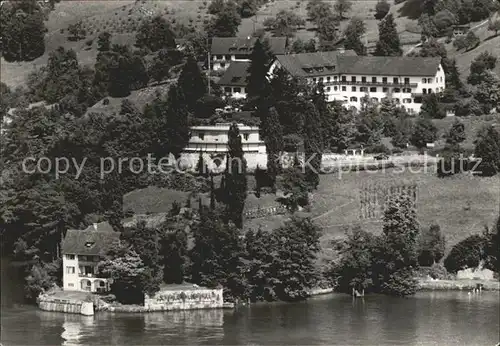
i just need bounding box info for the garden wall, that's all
[143,287,225,312]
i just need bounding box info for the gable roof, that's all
[337,56,442,76]
[62,222,120,256]
[274,50,357,77]
[217,61,250,86]
[211,37,287,56]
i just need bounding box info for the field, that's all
[123,165,500,258]
[238,0,420,49]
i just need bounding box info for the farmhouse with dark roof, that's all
[210,36,287,71]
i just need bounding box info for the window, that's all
[427,78,432,83]
[394,98,400,103]
[342,86,346,91]
[243,133,249,140]
[350,97,358,102]
[326,87,331,91]
[422,78,427,83]
[372,77,377,83]
[312,78,317,82]
[351,76,356,82]
[68,283,74,287]
[370,87,377,92]
[393,88,400,93]
[99,281,105,287]
[234,87,241,93]
[66,254,75,260]
[371,97,379,103]
[423,89,427,94]
[79,265,94,276]
[79,255,87,261]
[393,77,399,84]
[362,76,366,83]
[382,77,387,83]
[66,266,75,274]
[220,62,226,68]
[404,78,410,84]
[360,87,367,92]
[319,77,324,82]
[334,86,338,91]
[440,77,443,82]
[403,88,412,93]
[342,76,347,82]
[225,55,231,60]
[383,87,388,92]
[334,76,338,81]
[327,76,331,82]
[224,87,231,93]
[198,132,205,140]
[403,98,412,104]
[352,86,356,92]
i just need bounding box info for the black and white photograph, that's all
[1,0,499,345]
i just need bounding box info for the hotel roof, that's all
[274,51,442,77]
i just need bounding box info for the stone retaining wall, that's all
[37,295,94,315]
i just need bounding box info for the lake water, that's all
[2,260,499,345]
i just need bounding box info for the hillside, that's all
[1,0,211,88]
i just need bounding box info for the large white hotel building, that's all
[218,48,446,114]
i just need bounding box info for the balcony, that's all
[322,80,418,88]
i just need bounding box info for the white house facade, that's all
[61,222,119,293]
[268,51,446,114]
[185,123,266,154]
[211,37,287,71]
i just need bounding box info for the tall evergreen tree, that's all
[261,106,284,193]
[178,55,208,109]
[165,85,190,157]
[223,124,247,228]
[246,39,273,102]
[374,14,402,56]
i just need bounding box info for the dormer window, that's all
[85,242,94,248]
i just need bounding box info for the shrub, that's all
[444,235,486,273]
[103,98,110,105]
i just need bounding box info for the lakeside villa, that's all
[219,49,446,114]
[61,222,118,293]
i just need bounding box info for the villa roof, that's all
[217,61,250,86]
[274,50,357,77]
[337,56,442,76]
[62,222,120,256]
[211,37,287,55]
